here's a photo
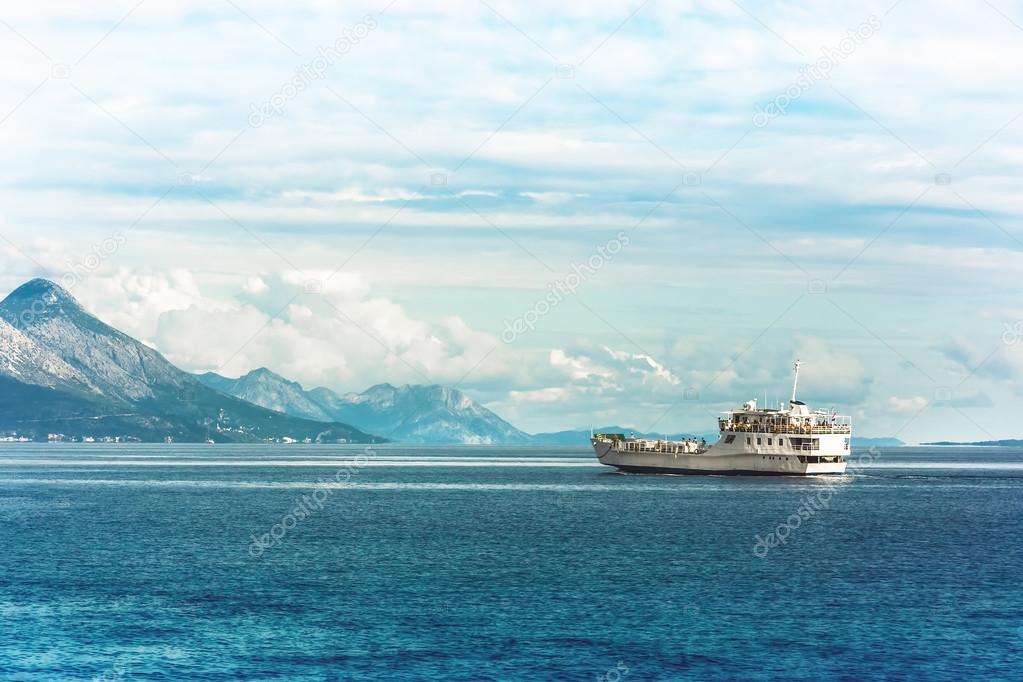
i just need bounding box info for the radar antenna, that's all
[790,359,803,403]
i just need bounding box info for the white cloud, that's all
[519,191,588,204]
[243,276,269,295]
[456,190,500,198]
[180,272,510,391]
[72,268,215,345]
[281,187,428,203]
[886,396,928,413]
[550,349,614,385]
[508,387,569,403]
[604,347,681,386]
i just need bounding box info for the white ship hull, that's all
[592,437,847,475]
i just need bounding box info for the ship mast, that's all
[790,359,802,403]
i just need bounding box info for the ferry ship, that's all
[591,361,850,475]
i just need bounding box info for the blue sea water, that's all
[0,444,1021,681]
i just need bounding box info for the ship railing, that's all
[718,422,851,435]
[615,440,705,455]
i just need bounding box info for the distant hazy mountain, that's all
[851,437,905,447]
[198,369,531,444]
[334,383,532,445]
[197,368,334,422]
[0,279,383,443]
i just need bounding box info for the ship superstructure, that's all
[591,361,850,475]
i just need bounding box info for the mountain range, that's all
[0,279,382,443]
[196,368,532,444]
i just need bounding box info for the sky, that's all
[1,0,1023,441]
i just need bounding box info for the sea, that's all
[0,444,1021,681]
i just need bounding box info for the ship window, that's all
[756,438,762,445]
[746,437,751,444]
[724,435,735,444]
[767,438,772,445]
[779,438,784,446]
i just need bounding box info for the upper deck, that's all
[717,361,852,437]
[718,413,852,435]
